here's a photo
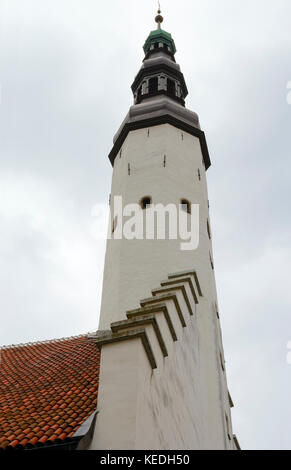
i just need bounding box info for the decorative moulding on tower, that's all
[151,284,194,316]
[126,303,178,342]
[89,270,238,450]
[95,328,157,370]
[161,276,199,304]
[109,114,211,169]
[93,268,201,372]
[168,269,203,297]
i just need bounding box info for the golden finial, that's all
[155,1,163,29]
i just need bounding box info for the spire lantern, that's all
[143,29,177,56]
[133,20,185,107]
[143,4,176,56]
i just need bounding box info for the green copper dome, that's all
[143,29,177,55]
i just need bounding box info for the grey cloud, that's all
[0,0,290,450]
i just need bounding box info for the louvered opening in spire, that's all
[143,29,177,59]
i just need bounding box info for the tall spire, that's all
[155,1,164,29]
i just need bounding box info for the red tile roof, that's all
[0,335,100,450]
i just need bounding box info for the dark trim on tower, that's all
[136,89,185,106]
[131,64,188,97]
[108,115,211,170]
[144,46,176,62]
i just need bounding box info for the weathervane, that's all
[155,1,164,29]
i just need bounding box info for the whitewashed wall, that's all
[92,124,235,450]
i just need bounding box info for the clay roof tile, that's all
[0,336,100,450]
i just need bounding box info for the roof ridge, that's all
[0,332,97,350]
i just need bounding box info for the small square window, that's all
[181,199,191,214]
[140,196,152,210]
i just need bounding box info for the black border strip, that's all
[108,114,211,170]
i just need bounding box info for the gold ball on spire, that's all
[155,13,163,25]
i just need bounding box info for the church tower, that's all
[91,10,239,451]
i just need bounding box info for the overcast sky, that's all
[0,0,290,450]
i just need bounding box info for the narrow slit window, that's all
[225,414,231,441]
[112,216,118,234]
[210,253,214,270]
[207,219,211,239]
[198,169,201,181]
[149,77,158,94]
[137,87,142,102]
[167,78,176,97]
[220,352,225,372]
[228,391,234,409]
[233,435,241,450]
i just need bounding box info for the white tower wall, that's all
[91,22,239,450]
[99,123,215,330]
